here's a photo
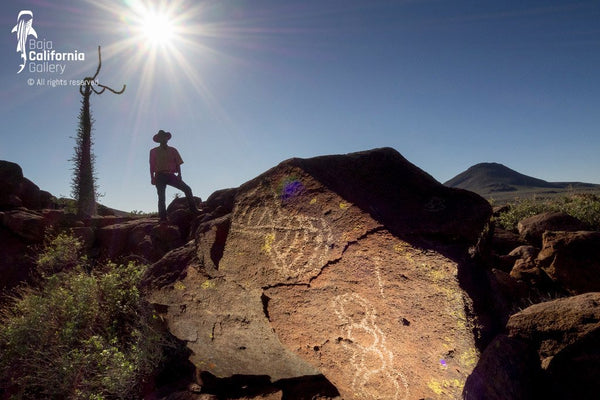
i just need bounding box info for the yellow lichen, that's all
[201,280,216,289]
[393,242,414,263]
[261,233,275,254]
[174,281,186,291]
[427,378,464,396]
[421,264,448,282]
[459,347,479,369]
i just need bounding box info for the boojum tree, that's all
[71,46,125,217]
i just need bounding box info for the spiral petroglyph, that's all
[333,293,409,400]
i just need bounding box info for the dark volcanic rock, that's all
[0,209,46,242]
[507,293,600,399]
[195,215,231,271]
[96,218,183,262]
[0,161,25,209]
[143,241,198,289]
[518,212,587,247]
[537,231,600,294]
[463,334,545,400]
[507,293,600,365]
[0,226,35,290]
[204,188,238,218]
[545,325,600,399]
[491,228,525,259]
[145,148,492,399]
[0,160,52,210]
[18,178,42,209]
[508,245,549,287]
[284,148,491,244]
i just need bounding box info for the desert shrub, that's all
[555,194,600,230]
[36,231,85,277]
[495,198,556,231]
[496,194,600,231]
[0,234,168,399]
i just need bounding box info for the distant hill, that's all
[444,163,600,202]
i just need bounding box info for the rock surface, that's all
[537,231,600,294]
[507,293,600,398]
[518,211,587,246]
[508,245,549,286]
[0,160,53,210]
[507,292,600,364]
[145,148,492,399]
[463,334,545,400]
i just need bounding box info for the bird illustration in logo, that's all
[12,10,38,74]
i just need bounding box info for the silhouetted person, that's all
[150,130,199,222]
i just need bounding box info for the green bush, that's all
[495,198,557,231]
[557,194,600,230]
[36,232,84,277]
[0,234,168,399]
[495,194,600,231]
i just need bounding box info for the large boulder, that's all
[166,196,204,239]
[0,160,50,210]
[0,161,24,209]
[491,228,525,263]
[145,148,492,399]
[507,293,600,398]
[0,207,58,290]
[96,218,183,262]
[518,212,587,247]
[0,226,35,290]
[507,292,600,364]
[537,231,600,294]
[544,325,600,399]
[18,178,42,209]
[0,209,46,242]
[463,334,545,400]
[203,188,238,218]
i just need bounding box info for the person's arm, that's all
[173,148,184,179]
[149,149,156,185]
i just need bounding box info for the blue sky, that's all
[1,0,599,213]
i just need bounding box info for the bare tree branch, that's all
[97,83,126,94]
[91,45,102,81]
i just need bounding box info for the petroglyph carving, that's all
[333,293,409,400]
[231,189,334,279]
[372,257,386,299]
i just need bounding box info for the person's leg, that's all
[166,175,199,213]
[155,173,168,221]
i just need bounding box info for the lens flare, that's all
[140,11,174,45]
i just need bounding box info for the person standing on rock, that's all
[149,130,200,222]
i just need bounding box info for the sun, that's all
[140,10,174,46]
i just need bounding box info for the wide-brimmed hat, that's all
[153,130,172,143]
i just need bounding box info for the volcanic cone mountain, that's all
[445,163,599,201]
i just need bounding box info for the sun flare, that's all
[140,11,174,46]
[82,0,233,134]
